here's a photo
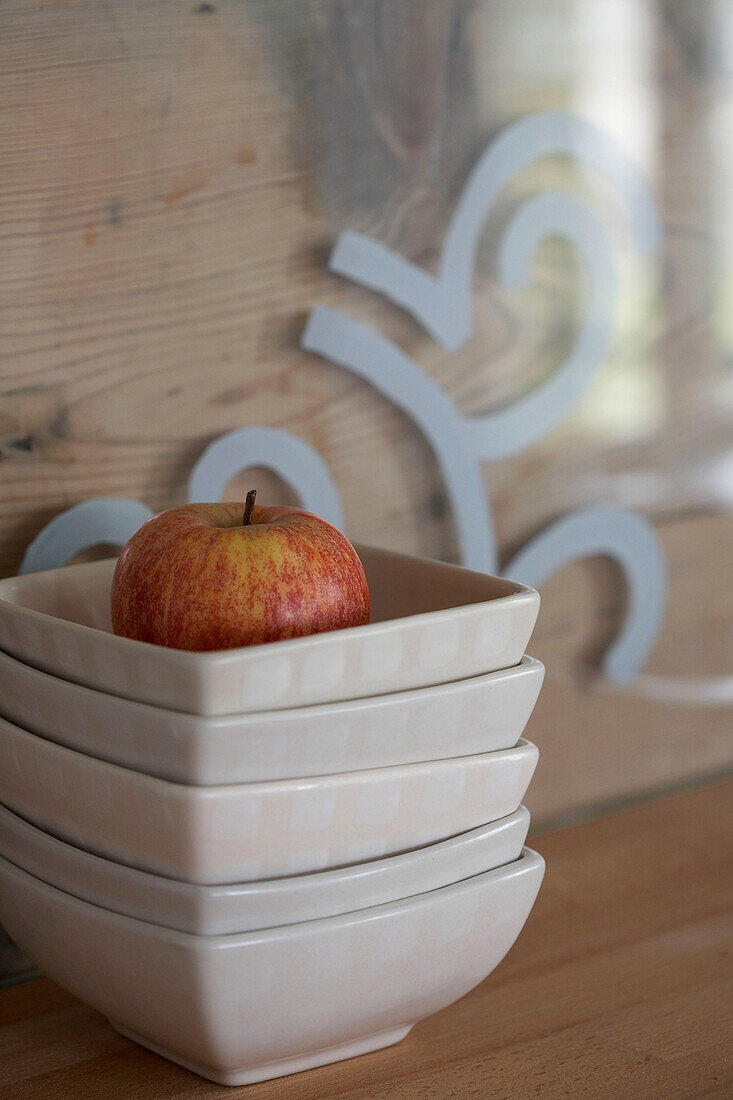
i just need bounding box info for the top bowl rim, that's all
[0,546,539,667]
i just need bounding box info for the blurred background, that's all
[1,0,731,979]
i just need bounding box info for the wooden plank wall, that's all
[1,2,731,834]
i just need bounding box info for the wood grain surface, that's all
[1,0,730,821]
[1,0,732,976]
[1,778,730,1098]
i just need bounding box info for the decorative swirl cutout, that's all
[505,508,667,684]
[188,425,344,529]
[330,110,660,351]
[20,499,154,575]
[305,111,668,683]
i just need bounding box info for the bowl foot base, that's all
[109,1020,413,1086]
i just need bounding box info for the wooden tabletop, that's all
[1,779,731,1098]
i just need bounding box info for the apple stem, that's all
[243,489,256,526]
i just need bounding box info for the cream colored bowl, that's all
[0,645,543,784]
[0,714,538,883]
[0,800,528,937]
[0,848,544,1086]
[0,801,530,934]
[0,545,539,715]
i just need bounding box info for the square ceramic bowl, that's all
[0,848,544,1085]
[0,545,539,714]
[0,714,538,883]
[0,801,530,934]
[0,645,544,783]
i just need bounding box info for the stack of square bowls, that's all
[0,543,545,1086]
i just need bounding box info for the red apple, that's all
[111,495,370,651]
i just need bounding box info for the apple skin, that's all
[111,502,370,651]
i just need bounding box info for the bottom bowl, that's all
[0,849,544,1086]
